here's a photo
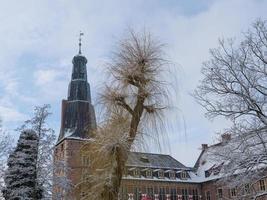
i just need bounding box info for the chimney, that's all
[202,144,208,151]
[221,133,231,143]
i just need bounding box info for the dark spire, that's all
[57,36,96,141]
[78,31,84,54]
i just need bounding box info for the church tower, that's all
[53,33,96,199]
[58,34,96,140]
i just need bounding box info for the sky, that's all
[0,0,266,166]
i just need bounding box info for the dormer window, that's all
[146,169,152,178]
[180,171,187,179]
[169,171,176,179]
[140,156,149,163]
[158,170,164,179]
[133,169,140,177]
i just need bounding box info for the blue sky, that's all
[0,0,266,166]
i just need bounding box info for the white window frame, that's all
[133,169,140,177]
[180,171,187,179]
[230,188,236,197]
[158,170,164,179]
[217,188,223,199]
[259,179,266,191]
[206,191,210,200]
[169,171,176,179]
[244,184,250,194]
[146,169,152,178]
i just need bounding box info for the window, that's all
[259,179,266,191]
[244,184,250,194]
[170,188,177,200]
[136,187,142,200]
[154,187,158,196]
[159,188,165,200]
[206,191,210,200]
[133,169,140,177]
[146,169,152,178]
[192,189,199,200]
[166,187,169,195]
[217,188,223,199]
[121,187,128,200]
[134,187,139,200]
[158,170,164,179]
[230,188,236,197]
[180,171,187,179]
[169,171,176,179]
[182,189,188,200]
[147,187,153,198]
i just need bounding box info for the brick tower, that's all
[53,33,96,199]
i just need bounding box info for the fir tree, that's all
[0,119,13,198]
[17,104,56,199]
[2,130,41,200]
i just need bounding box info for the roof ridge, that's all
[131,151,170,156]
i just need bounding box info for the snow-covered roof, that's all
[122,175,202,183]
[126,152,189,170]
[124,152,206,183]
[193,140,232,182]
[56,136,92,145]
[124,147,225,183]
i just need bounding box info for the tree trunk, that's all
[101,145,126,200]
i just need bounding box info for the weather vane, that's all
[78,31,84,54]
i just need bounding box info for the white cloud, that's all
[149,0,267,166]
[0,106,27,122]
[33,65,70,102]
[0,0,266,165]
[34,69,61,86]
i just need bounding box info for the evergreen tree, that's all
[0,119,13,198]
[17,104,56,199]
[2,130,41,200]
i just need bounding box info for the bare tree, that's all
[18,104,56,199]
[194,19,267,197]
[76,30,170,200]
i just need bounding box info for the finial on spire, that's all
[78,31,84,54]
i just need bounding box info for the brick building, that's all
[53,38,97,199]
[53,44,267,200]
[120,140,267,200]
[120,152,202,200]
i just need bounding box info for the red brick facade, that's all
[52,137,267,200]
